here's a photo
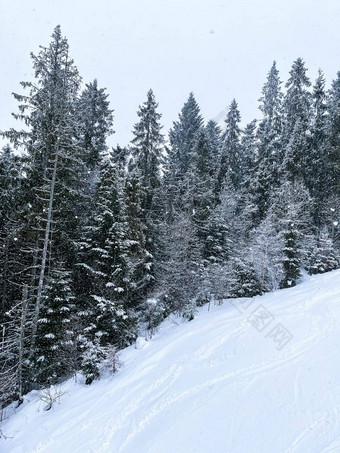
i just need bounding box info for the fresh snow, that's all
[2,270,340,452]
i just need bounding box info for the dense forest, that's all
[1,26,340,406]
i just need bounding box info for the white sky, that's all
[1,0,340,147]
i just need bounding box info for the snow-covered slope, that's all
[2,270,340,453]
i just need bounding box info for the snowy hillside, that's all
[2,270,340,453]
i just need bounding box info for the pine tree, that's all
[77,156,137,350]
[187,129,215,257]
[228,256,262,298]
[124,171,154,305]
[270,180,313,288]
[0,145,21,231]
[216,99,242,191]
[282,58,311,181]
[283,58,311,137]
[249,212,284,291]
[130,89,164,214]
[206,179,242,264]
[32,266,76,385]
[155,212,202,313]
[127,90,165,298]
[259,61,283,124]
[306,70,329,222]
[241,120,257,185]
[0,145,23,319]
[327,71,340,193]
[205,119,223,179]
[169,92,203,177]
[307,228,339,275]
[76,79,114,170]
[79,338,105,385]
[251,61,283,222]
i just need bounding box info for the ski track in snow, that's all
[2,270,340,453]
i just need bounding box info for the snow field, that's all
[2,270,340,452]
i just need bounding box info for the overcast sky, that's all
[1,0,340,147]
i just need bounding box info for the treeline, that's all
[1,26,340,404]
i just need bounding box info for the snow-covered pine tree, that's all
[205,119,223,180]
[155,211,202,314]
[250,61,283,223]
[0,145,23,320]
[241,119,257,187]
[0,145,21,230]
[216,99,242,191]
[123,170,154,307]
[163,94,204,232]
[326,71,340,194]
[306,70,329,224]
[227,255,262,298]
[270,179,313,288]
[186,129,215,259]
[77,156,137,350]
[169,92,203,177]
[128,89,165,283]
[203,178,254,298]
[31,266,76,385]
[130,89,164,210]
[249,212,285,291]
[306,227,339,275]
[283,58,311,138]
[154,129,213,315]
[205,178,243,265]
[76,79,114,170]
[281,58,311,182]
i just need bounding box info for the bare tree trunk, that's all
[1,236,9,317]
[30,143,60,355]
[18,284,28,404]
[28,242,39,299]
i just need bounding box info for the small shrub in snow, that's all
[142,298,166,339]
[37,385,67,411]
[181,300,198,322]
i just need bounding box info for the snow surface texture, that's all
[2,270,340,453]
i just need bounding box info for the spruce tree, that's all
[169,92,203,177]
[241,120,257,186]
[78,156,137,349]
[283,58,311,137]
[205,119,223,179]
[123,171,154,306]
[127,90,165,300]
[76,79,114,170]
[0,145,23,319]
[306,70,329,222]
[251,61,283,222]
[32,266,76,385]
[187,129,215,260]
[270,180,313,288]
[327,71,340,193]
[282,58,311,181]
[216,99,242,191]
[0,145,21,231]
[130,89,164,215]
[307,228,339,274]
[249,212,284,291]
